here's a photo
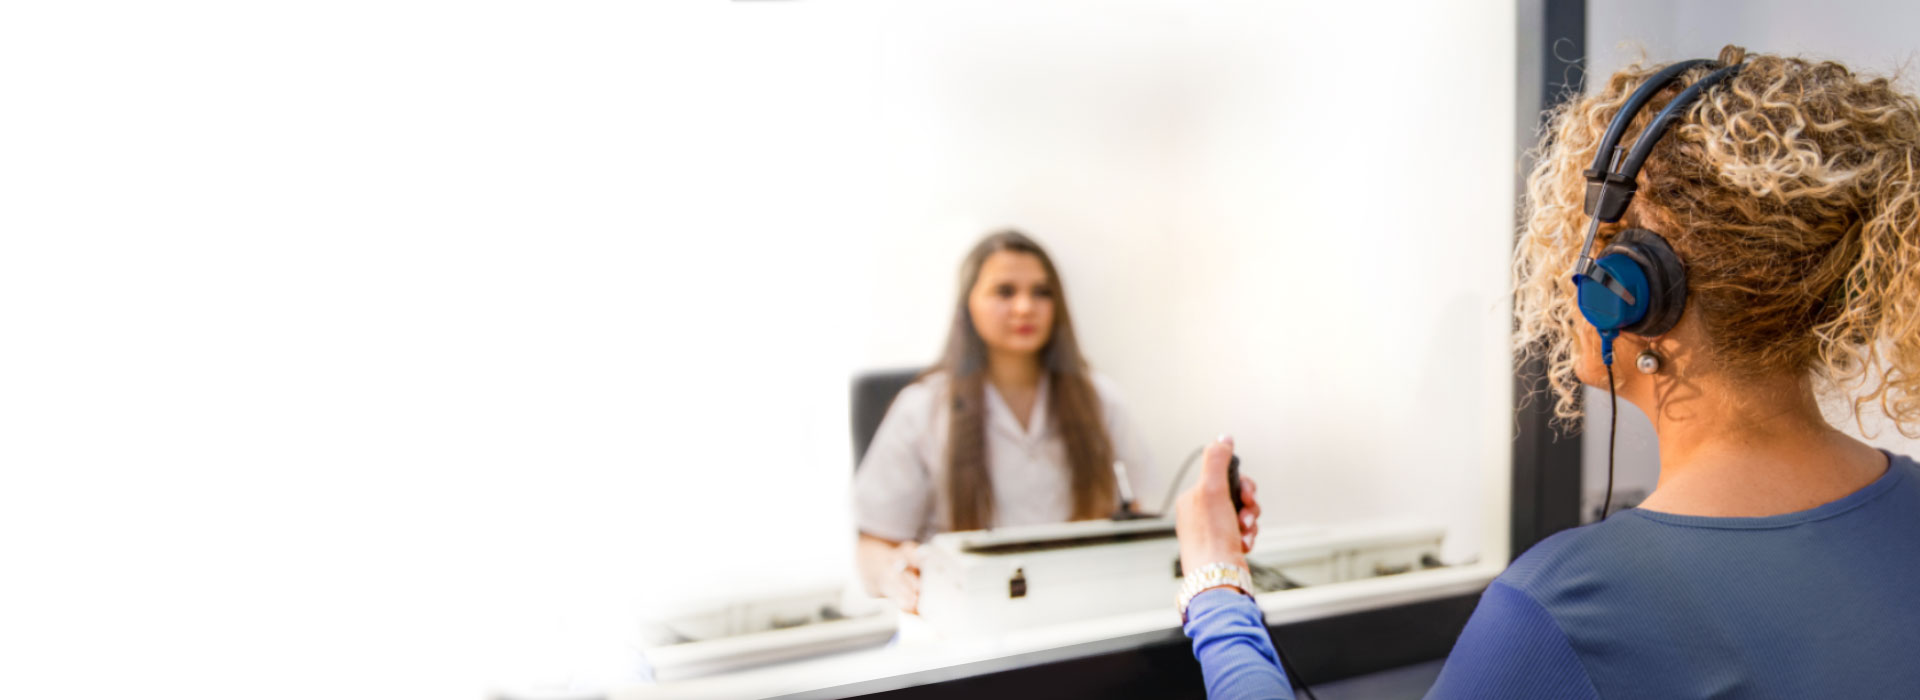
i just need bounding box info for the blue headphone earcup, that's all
[1575,228,1688,337]
[1606,228,1688,337]
[1576,253,1653,333]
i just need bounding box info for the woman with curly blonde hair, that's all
[1170,45,1920,698]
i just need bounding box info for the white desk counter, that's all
[599,563,1497,700]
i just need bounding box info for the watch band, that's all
[1176,562,1254,623]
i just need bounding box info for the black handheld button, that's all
[1227,454,1243,512]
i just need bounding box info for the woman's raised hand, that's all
[1175,435,1262,572]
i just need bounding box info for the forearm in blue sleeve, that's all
[1424,582,1599,699]
[1183,588,1294,700]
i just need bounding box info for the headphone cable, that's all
[1602,361,1618,522]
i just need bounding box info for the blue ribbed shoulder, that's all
[1481,453,1920,699]
[1500,451,1920,597]
[1501,522,1589,581]
[1492,508,1683,610]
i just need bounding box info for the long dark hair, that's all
[931,230,1116,531]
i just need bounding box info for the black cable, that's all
[1602,361,1618,522]
[1277,645,1318,700]
[1261,609,1319,700]
[1156,445,1208,516]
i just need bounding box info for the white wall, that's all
[1582,1,1920,519]
[0,1,1514,697]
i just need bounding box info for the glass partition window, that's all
[610,1,1516,695]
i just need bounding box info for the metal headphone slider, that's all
[1585,175,1640,223]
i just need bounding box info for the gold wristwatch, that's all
[1176,561,1254,623]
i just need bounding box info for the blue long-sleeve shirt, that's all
[1186,451,1920,699]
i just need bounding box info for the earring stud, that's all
[1635,349,1663,374]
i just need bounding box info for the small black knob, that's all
[1227,455,1243,512]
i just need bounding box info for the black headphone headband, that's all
[1583,60,1712,180]
[1582,59,1745,223]
[1572,55,1746,339]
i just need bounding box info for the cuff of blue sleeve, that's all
[1182,587,1258,634]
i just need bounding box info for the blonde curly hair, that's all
[1515,45,1920,436]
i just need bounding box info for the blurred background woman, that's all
[854,230,1153,612]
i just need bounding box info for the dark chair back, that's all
[851,368,923,470]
